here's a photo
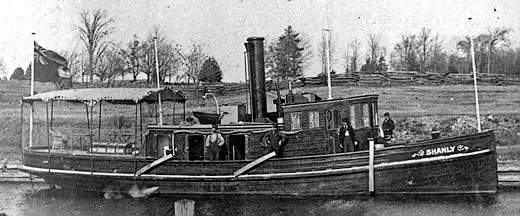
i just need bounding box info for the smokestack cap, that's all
[247,37,265,41]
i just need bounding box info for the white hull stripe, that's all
[21,149,492,181]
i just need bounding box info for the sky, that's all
[0,0,519,82]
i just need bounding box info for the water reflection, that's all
[1,183,519,216]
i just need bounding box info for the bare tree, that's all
[138,28,181,85]
[430,35,447,73]
[367,33,381,73]
[319,33,335,75]
[348,39,361,74]
[95,45,124,87]
[177,42,207,84]
[78,9,114,85]
[484,27,511,74]
[417,27,432,73]
[391,34,418,71]
[122,35,141,81]
[60,49,83,81]
[177,42,207,105]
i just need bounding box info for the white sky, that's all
[0,0,519,81]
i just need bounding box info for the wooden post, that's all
[174,199,195,216]
[368,138,375,194]
[20,102,24,161]
[46,102,51,171]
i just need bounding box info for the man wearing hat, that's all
[205,124,225,160]
[382,112,395,141]
[262,123,288,157]
[337,118,357,152]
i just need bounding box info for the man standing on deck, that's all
[382,112,395,141]
[206,125,225,160]
[262,123,288,157]
[337,118,357,152]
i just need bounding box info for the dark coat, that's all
[261,130,288,157]
[338,124,356,144]
[382,117,395,136]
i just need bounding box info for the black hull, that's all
[21,131,497,196]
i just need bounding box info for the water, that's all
[1,183,520,216]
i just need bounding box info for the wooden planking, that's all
[22,131,495,177]
[27,151,496,195]
[234,151,277,177]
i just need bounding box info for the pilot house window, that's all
[362,103,370,127]
[308,111,320,128]
[290,112,302,130]
[349,105,356,128]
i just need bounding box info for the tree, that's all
[178,42,207,84]
[377,56,388,72]
[366,33,382,73]
[484,28,511,74]
[95,45,124,86]
[457,35,488,74]
[199,57,223,83]
[141,28,182,85]
[178,42,208,105]
[78,9,114,85]
[429,35,447,73]
[347,39,361,74]
[10,67,26,80]
[391,34,419,71]
[265,25,312,85]
[123,35,142,81]
[318,31,334,76]
[417,27,432,73]
[61,49,83,81]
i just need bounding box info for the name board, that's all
[411,144,470,158]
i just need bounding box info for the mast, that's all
[468,18,482,132]
[29,32,35,148]
[154,37,163,125]
[324,0,332,100]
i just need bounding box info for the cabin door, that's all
[228,135,246,160]
[187,135,205,160]
[326,110,339,153]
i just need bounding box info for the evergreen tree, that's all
[10,67,26,80]
[199,57,222,83]
[266,26,311,84]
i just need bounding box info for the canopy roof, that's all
[21,88,186,104]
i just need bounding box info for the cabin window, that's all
[349,105,356,128]
[362,103,370,127]
[308,111,320,128]
[372,102,379,126]
[326,110,333,130]
[290,112,302,130]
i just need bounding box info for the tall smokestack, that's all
[245,37,266,122]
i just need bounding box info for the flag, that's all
[33,42,68,83]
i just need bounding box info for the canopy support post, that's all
[134,103,138,174]
[98,101,102,140]
[50,100,54,128]
[46,102,51,172]
[86,104,93,174]
[20,102,24,161]
[29,103,33,149]
[368,138,375,194]
[140,103,145,158]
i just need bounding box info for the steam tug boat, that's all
[19,37,497,196]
